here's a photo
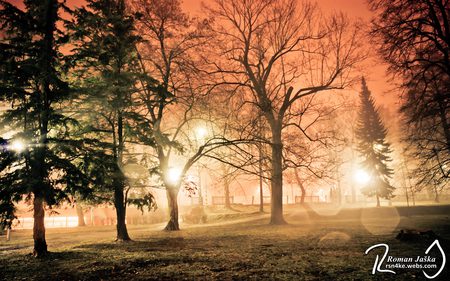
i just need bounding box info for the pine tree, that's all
[68,0,156,241]
[356,77,395,207]
[0,0,90,256]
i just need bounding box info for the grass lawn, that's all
[1,205,449,280]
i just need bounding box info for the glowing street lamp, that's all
[166,167,182,185]
[10,139,26,153]
[354,169,370,184]
[195,126,207,140]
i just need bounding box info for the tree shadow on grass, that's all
[75,237,187,252]
[8,244,218,280]
[43,249,96,259]
[0,250,102,281]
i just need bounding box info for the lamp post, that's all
[194,126,207,206]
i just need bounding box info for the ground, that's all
[1,204,449,280]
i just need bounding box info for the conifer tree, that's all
[0,0,90,256]
[68,0,156,240]
[356,77,395,207]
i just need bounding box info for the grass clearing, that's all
[1,205,449,280]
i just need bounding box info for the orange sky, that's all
[5,0,396,108]
[183,0,397,109]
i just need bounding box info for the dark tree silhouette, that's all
[356,78,395,207]
[0,0,90,256]
[369,0,450,189]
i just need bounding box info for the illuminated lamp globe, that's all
[354,169,370,184]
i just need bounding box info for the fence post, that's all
[90,207,94,226]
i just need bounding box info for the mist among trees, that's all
[0,0,448,264]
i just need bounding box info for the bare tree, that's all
[206,0,364,224]
[283,97,352,205]
[131,0,207,231]
[131,0,256,230]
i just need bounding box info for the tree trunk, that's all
[434,186,440,203]
[33,195,47,257]
[337,175,342,205]
[405,185,410,207]
[269,123,286,224]
[76,204,85,227]
[294,168,305,204]
[114,107,130,241]
[376,194,380,207]
[258,117,264,213]
[164,185,180,231]
[404,162,416,206]
[437,93,450,153]
[114,185,131,241]
[351,149,356,203]
[300,187,305,204]
[411,186,416,206]
[259,173,264,213]
[224,179,231,209]
[31,0,57,258]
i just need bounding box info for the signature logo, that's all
[365,239,446,279]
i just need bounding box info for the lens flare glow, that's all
[10,139,25,152]
[361,207,400,235]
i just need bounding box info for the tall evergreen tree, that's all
[0,0,90,256]
[356,77,395,207]
[68,0,156,240]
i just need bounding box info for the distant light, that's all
[186,174,195,182]
[10,139,26,152]
[354,169,370,184]
[196,127,207,140]
[166,167,182,185]
[11,216,79,229]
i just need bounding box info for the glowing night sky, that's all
[5,0,395,107]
